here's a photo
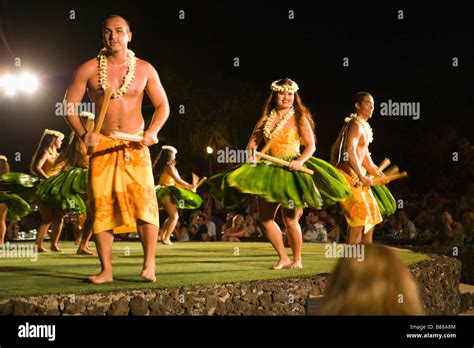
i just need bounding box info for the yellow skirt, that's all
[89,134,159,234]
[338,168,382,233]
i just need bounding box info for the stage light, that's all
[18,73,38,93]
[206,146,214,154]
[0,71,39,95]
[1,74,17,96]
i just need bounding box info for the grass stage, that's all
[0,241,430,299]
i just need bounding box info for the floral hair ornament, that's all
[162,145,178,154]
[270,78,299,94]
[44,129,65,140]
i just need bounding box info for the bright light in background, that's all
[18,73,38,93]
[0,71,39,96]
[206,146,214,154]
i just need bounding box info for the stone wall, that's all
[410,244,474,285]
[0,254,460,316]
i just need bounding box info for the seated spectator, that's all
[191,214,209,241]
[387,215,402,239]
[414,190,444,236]
[319,245,425,315]
[188,224,198,239]
[302,211,327,243]
[174,220,190,241]
[243,215,263,238]
[204,213,217,241]
[221,214,246,242]
[374,216,393,238]
[318,210,341,243]
[433,211,464,252]
[398,209,416,239]
[220,211,236,240]
[189,209,204,227]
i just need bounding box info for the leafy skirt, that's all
[155,185,202,209]
[207,156,351,209]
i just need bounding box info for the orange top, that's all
[159,170,175,186]
[265,127,301,157]
[43,150,60,177]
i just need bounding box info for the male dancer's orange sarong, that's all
[337,164,382,233]
[89,134,159,234]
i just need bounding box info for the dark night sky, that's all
[0,0,472,180]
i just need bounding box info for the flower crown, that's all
[162,145,177,154]
[270,79,299,94]
[0,155,7,162]
[44,129,65,140]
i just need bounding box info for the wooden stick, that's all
[373,171,408,185]
[378,158,391,172]
[256,151,314,175]
[87,87,113,155]
[384,165,399,177]
[110,131,143,142]
[94,87,113,133]
[196,176,207,189]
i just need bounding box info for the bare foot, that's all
[162,239,173,245]
[85,246,97,255]
[289,260,303,269]
[140,267,156,283]
[37,245,49,252]
[76,247,96,256]
[88,271,113,284]
[272,259,292,270]
[50,244,62,252]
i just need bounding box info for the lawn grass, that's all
[0,241,430,299]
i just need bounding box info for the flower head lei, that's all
[44,129,65,140]
[263,106,295,140]
[344,113,373,143]
[98,48,137,99]
[270,78,299,94]
[162,145,178,154]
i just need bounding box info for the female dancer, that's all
[209,78,350,269]
[154,145,201,245]
[30,129,65,251]
[34,132,90,253]
[0,157,40,244]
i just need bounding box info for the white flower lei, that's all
[98,48,137,99]
[344,113,373,143]
[263,107,295,139]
